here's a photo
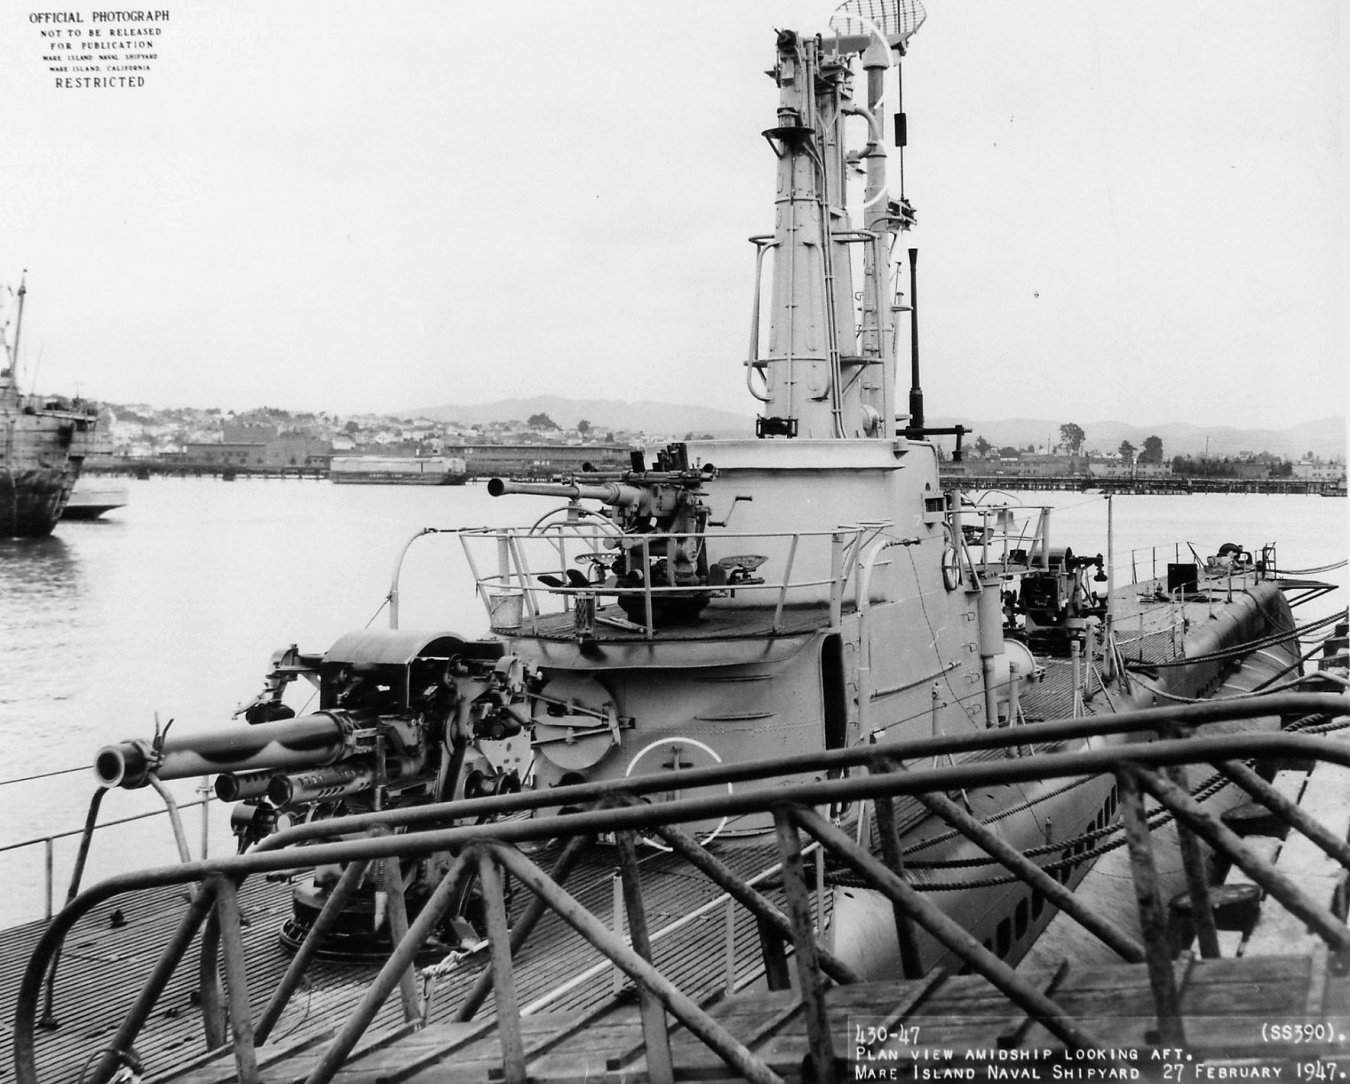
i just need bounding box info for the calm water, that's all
[0,477,1344,924]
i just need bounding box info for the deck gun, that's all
[488,446,725,625]
[94,628,538,956]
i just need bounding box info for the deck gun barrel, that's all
[95,711,353,790]
[487,476,644,507]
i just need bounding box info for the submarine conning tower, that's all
[750,6,925,441]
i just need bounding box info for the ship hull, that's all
[828,577,1299,978]
[0,463,81,537]
[329,473,468,486]
[60,479,128,520]
[329,454,469,486]
[2,368,97,537]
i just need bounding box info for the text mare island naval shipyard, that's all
[10,3,1350,1083]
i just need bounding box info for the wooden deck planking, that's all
[118,839,801,1083]
[1245,743,1350,957]
[275,956,1350,1083]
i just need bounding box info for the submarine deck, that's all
[0,570,1338,1083]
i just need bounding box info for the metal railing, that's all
[1122,540,1278,588]
[458,524,887,638]
[13,691,1350,1084]
[951,501,1055,581]
[0,790,215,923]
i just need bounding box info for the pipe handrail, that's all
[19,725,1350,944]
[0,795,213,858]
[243,690,1350,855]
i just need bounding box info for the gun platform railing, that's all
[458,524,889,639]
[13,691,1350,1084]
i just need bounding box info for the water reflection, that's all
[0,534,82,604]
[0,536,87,720]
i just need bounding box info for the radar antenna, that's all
[828,0,926,49]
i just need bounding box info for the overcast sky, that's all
[0,1,1343,431]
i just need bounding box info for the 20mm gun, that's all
[94,627,536,957]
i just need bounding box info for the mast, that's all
[753,5,924,441]
[2,274,25,379]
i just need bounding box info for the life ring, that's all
[624,736,731,847]
[941,543,962,591]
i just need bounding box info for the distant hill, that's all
[410,397,1345,461]
[935,416,1347,462]
[409,396,753,437]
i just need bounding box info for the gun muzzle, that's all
[95,712,353,790]
[487,476,643,507]
[266,756,422,809]
[214,769,276,802]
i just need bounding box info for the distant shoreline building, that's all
[441,441,634,478]
[183,423,332,470]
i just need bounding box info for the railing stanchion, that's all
[723,896,737,992]
[828,531,844,627]
[773,807,838,1084]
[382,855,421,1024]
[1162,727,1220,960]
[148,774,193,864]
[306,848,477,1084]
[42,837,53,923]
[773,534,799,633]
[650,822,860,984]
[490,844,780,1084]
[199,907,227,1048]
[611,871,626,996]
[456,830,595,1022]
[1115,765,1185,1046]
[755,914,792,991]
[85,884,218,1084]
[211,874,260,1083]
[872,784,924,977]
[479,849,527,1084]
[198,779,211,860]
[256,856,372,1044]
[642,537,654,637]
[616,830,675,1084]
[42,786,108,1027]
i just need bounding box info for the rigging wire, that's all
[1125,607,1346,670]
[1276,559,1348,577]
[0,763,91,788]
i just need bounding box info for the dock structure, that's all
[943,473,1347,497]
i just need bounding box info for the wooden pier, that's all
[942,473,1347,497]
